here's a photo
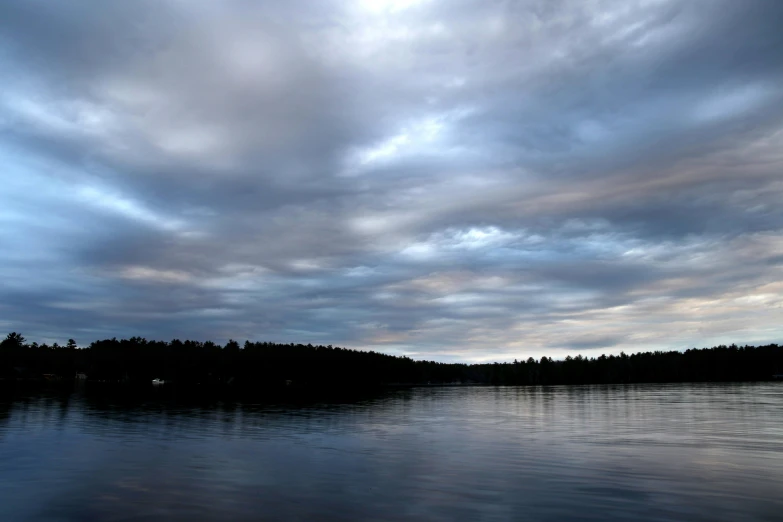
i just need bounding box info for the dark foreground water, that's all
[1,384,782,521]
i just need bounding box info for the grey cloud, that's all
[563,336,626,351]
[1,0,782,360]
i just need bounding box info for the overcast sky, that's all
[1,0,782,361]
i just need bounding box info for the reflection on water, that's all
[1,384,782,521]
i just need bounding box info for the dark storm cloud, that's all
[1,0,782,360]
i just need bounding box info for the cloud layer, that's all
[1,0,782,361]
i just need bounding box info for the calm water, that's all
[1,384,782,521]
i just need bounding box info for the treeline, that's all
[0,333,781,392]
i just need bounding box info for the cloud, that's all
[1,0,782,360]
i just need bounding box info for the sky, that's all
[1,0,782,362]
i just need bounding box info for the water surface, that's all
[1,383,782,521]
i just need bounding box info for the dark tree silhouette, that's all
[1,332,26,349]
[1,333,781,394]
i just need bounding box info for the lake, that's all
[1,383,782,521]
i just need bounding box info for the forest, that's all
[1,332,781,393]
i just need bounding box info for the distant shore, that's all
[2,333,782,393]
